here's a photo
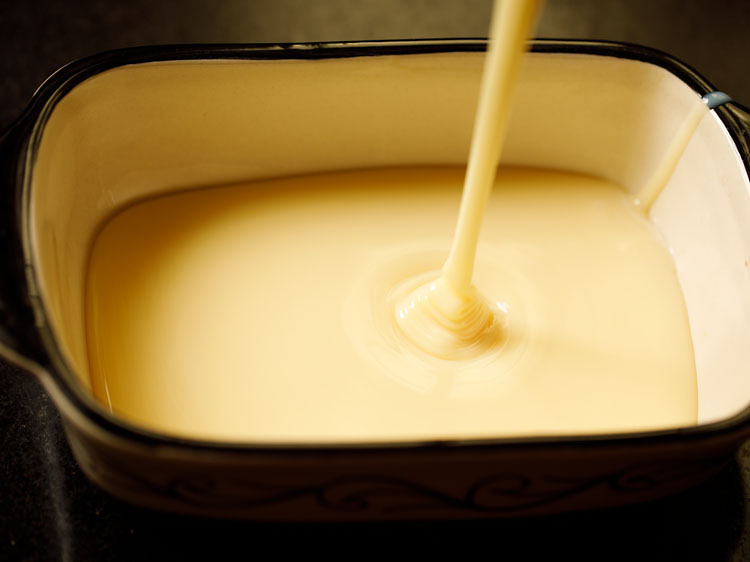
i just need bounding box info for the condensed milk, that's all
[85,166,697,442]
[83,0,700,442]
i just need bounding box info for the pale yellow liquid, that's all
[396,0,542,358]
[85,166,697,442]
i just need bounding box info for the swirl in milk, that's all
[342,237,537,398]
[394,275,502,360]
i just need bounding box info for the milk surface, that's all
[84,0,698,442]
[85,166,697,442]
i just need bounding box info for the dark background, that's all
[1,1,749,560]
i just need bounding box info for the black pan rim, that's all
[9,38,750,456]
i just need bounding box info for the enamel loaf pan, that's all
[1,40,750,520]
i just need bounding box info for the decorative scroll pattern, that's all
[82,447,730,517]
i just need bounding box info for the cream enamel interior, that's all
[29,50,750,428]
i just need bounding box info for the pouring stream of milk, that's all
[395,0,543,359]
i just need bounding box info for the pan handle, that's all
[0,119,48,371]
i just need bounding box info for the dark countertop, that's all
[1,1,749,560]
